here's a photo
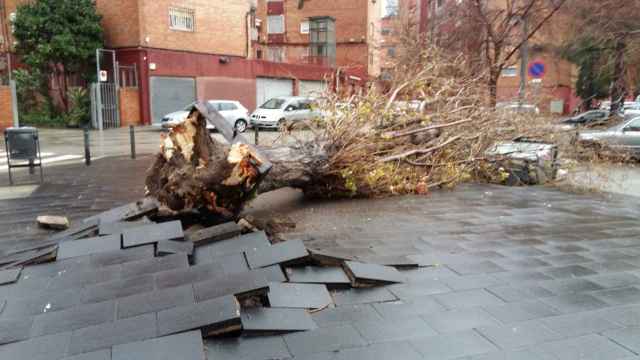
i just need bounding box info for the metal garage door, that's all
[256,77,293,109]
[150,77,196,124]
[299,80,327,97]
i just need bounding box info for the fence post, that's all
[84,127,91,166]
[254,126,259,145]
[10,80,19,127]
[129,125,136,159]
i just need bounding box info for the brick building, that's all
[1,0,336,126]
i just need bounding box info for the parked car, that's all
[577,116,640,157]
[160,100,250,132]
[556,110,611,130]
[250,96,321,130]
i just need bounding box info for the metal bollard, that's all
[129,125,136,159]
[83,127,91,166]
[254,126,259,145]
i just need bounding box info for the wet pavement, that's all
[1,156,640,359]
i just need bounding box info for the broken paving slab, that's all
[83,198,159,224]
[245,239,309,269]
[112,330,204,360]
[285,266,350,286]
[343,261,406,287]
[186,222,242,246]
[204,231,271,257]
[0,267,21,285]
[116,284,195,319]
[193,270,270,302]
[241,307,317,334]
[48,217,99,242]
[309,248,357,266]
[267,282,333,309]
[157,295,241,337]
[56,234,122,260]
[121,220,183,248]
[157,240,194,258]
[98,217,151,236]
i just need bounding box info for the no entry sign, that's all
[528,61,546,78]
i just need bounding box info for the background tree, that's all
[13,0,103,116]
[563,37,612,110]
[428,0,567,106]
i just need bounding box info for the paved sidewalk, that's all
[1,156,640,359]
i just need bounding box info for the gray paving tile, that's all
[0,331,72,360]
[0,316,34,345]
[121,220,183,248]
[116,284,194,319]
[485,284,554,303]
[593,287,640,306]
[465,348,556,360]
[193,270,269,302]
[157,294,240,337]
[112,330,204,360]
[186,222,242,245]
[442,274,503,291]
[156,240,194,257]
[476,321,562,349]
[422,308,500,333]
[352,316,437,343]
[447,260,506,275]
[312,304,383,327]
[283,324,367,356]
[482,300,559,323]
[535,333,634,360]
[89,245,155,267]
[604,327,640,354]
[154,262,223,289]
[67,313,156,355]
[205,335,291,360]
[540,311,622,337]
[342,261,405,286]
[331,341,424,360]
[206,252,251,275]
[204,231,271,257]
[46,264,121,291]
[409,330,498,360]
[541,293,609,313]
[246,240,309,269]
[98,219,150,236]
[61,349,111,360]
[268,283,332,309]
[241,307,317,333]
[31,300,115,337]
[372,296,446,318]
[495,257,551,270]
[588,273,640,289]
[433,289,505,309]
[119,253,189,278]
[543,253,594,266]
[543,265,598,279]
[491,271,552,283]
[600,305,640,327]
[1,288,83,317]
[386,279,451,299]
[285,266,350,286]
[80,275,154,304]
[0,267,21,285]
[539,278,605,295]
[255,264,287,282]
[57,235,122,260]
[332,287,397,306]
[584,260,638,273]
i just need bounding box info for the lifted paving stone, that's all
[57,234,122,260]
[268,282,333,309]
[186,222,242,246]
[285,266,350,286]
[116,284,194,319]
[245,239,309,269]
[121,220,183,248]
[342,261,406,286]
[0,267,22,285]
[193,271,269,302]
[241,307,317,333]
[157,295,240,337]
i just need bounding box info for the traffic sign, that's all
[528,61,546,78]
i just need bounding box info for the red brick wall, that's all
[0,86,13,131]
[197,77,257,113]
[119,88,141,127]
[95,0,141,48]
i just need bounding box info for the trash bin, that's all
[4,127,44,185]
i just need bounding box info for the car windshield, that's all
[260,98,286,109]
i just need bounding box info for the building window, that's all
[268,15,285,34]
[501,66,518,77]
[309,16,336,67]
[300,21,310,34]
[267,47,285,62]
[169,7,195,32]
[387,46,396,58]
[383,0,399,17]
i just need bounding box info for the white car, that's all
[160,100,250,132]
[250,96,321,130]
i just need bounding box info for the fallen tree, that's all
[145,47,556,220]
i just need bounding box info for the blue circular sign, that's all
[528,61,546,78]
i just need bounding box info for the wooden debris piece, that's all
[37,215,70,230]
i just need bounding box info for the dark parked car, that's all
[559,110,610,129]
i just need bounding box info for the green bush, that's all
[64,87,91,128]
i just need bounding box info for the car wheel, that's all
[235,119,247,133]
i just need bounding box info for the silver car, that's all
[578,116,640,156]
[250,96,321,130]
[160,100,250,132]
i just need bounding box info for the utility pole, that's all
[518,15,529,106]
